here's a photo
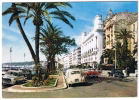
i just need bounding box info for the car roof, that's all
[66,69,80,72]
[8,70,22,73]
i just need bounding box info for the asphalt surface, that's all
[2,76,137,98]
[2,84,13,89]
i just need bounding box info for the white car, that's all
[65,69,86,87]
[2,70,27,85]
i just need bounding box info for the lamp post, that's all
[115,41,116,69]
[10,47,12,69]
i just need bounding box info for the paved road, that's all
[2,76,137,98]
[2,84,13,89]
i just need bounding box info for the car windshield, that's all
[115,70,122,73]
[71,71,80,75]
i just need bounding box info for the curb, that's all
[4,73,67,92]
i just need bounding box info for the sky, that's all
[2,1,137,63]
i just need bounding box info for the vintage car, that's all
[84,68,101,77]
[65,69,86,87]
[107,69,124,78]
[63,68,71,75]
[2,70,27,85]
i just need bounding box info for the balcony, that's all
[107,34,110,37]
[106,41,110,45]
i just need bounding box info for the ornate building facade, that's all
[81,15,104,68]
[104,9,138,63]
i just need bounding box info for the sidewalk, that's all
[3,73,67,92]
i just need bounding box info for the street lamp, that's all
[10,47,12,69]
[115,40,116,69]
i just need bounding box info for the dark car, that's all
[108,69,124,78]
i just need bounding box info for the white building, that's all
[69,52,73,66]
[72,46,81,66]
[81,15,104,68]
[63,54,69,68]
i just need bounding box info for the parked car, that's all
[63,68,71,75]
[108,69,124,78]
[84,68,101,77]
[65,69,86,87]
[2,70,27,85]
[2,71,7,78]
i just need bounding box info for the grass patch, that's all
[23,82,33,87]
[47,78,57,86]
[23,78,57,87]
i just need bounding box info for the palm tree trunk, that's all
[35,3,41,79]
[35,24,40,77]
[12,3,36,62]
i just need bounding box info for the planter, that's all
[21,78,58,88]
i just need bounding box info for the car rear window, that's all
[71,71,80,75]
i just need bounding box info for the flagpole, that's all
[24,53,26,69]
[10,47,12,70]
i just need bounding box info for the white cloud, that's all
[3,25,33,38]
[77,17,91,21]
[2,42,46,63]
[3,25,20,34]
[3,33,18,42]
[81,25,93,33]
[72,35,81,46]
[75,15,92,21]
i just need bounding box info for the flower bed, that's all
[22,78,58,88]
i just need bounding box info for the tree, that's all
[113,42,126,69]
[17,3,75,78]
[115,28,133,58]
[115,28,134,69]
[101,49,114,64]
[133,42,137,56]
[2,3,36,62]
[40,23,76,78]
[3,2,76,79]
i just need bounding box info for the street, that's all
[2,76,137,98]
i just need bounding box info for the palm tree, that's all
[101,49,114,64]
[115,28,134,69]
[115,28,133,53]
[16,3,75,78]
[3,3,76,79]
[2,3,36,62]
[40,23,76,77]
[114,42,125,69]
[133,42,137,56]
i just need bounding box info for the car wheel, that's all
[84,82,88,85]
[95,76,98,78]
[68,84,71,87]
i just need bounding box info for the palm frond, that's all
[24,14,34,25]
